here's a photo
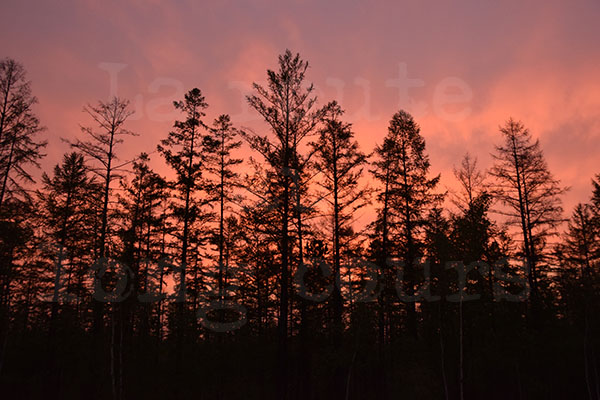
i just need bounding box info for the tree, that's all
[555,182,600,400]
[312,102,368,340]
[157,88,209,367]
[69,97,136,260]
[117,153,168,302]
[202,114,242,299]
[38,152,100,329]
[592,174,600,223]
[452,152,486,213]
[243,49,332,398]
[371,110,441,340]
[66,96,136,399]
[0,58,46,209]
[558,203,599,279]
[451,153,509,266]
[489,118,566,312]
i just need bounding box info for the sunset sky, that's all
[1,0,599,215]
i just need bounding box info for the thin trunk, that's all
[0,133,16,208]
[177,104,196,369]
[401,143,417,339]
[439,304,449,400]
[332,132,343,341]
[0,67,12,144]
[510,137,536,308]
[119,308,124,400]
[218,130,225,300]
[50,190,72,332]
[379,168,390,349]
[278,84,291,400]
[459,289,464,400]
[110,310,116,400]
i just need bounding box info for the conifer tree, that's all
[157,88,209,367]
[0,58,46,209]
[202,114,242,299]
[490,119,566,312]
[371,110,441,339]
[313,102,368,339]
[243,50,332,397]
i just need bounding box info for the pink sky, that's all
[2,0,599,218]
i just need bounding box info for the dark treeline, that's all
[0,51,598,400]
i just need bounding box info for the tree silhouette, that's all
[38,152,100,328]
[371,110,441,340]
[243,49,332,398]
[0,54,598,400]
[490,118,567,319]
[202,114,242,300]
[157,88,209,370]
[0,58,46,209]
[313,102,368,340]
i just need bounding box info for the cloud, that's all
[1,0,598,217]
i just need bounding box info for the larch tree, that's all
[118,153,168,303]
[451,153,508,266]
[371,110,441,340]
[555,180,600,400]
[37,152,100,331]
[312,102,368,341]
[558,203,598,280]
[0,59,46,378]
[243,49,332,399]
[0,58,46,210]
[67,96,136,398]
[489,118,566,312]
[452,152,486,213]
[69,97,136,261]
[202,114,242,300]
[157,88,209,367]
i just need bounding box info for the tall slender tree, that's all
[67,96,136,399]
[69,97,136,261]
[157,88,209,368]
[202,114,242,299]
[118,153,168,302]
[0,58,46,209]
[592,174,600,222]
[313,103,368,340]
[38,152,99,330]
[371,110,441,340]
[243,49,332,399]
[489,118,566,314]
[558,204,599,279]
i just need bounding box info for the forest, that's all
[0,50,599,400]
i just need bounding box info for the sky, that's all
[1,0,599,219]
